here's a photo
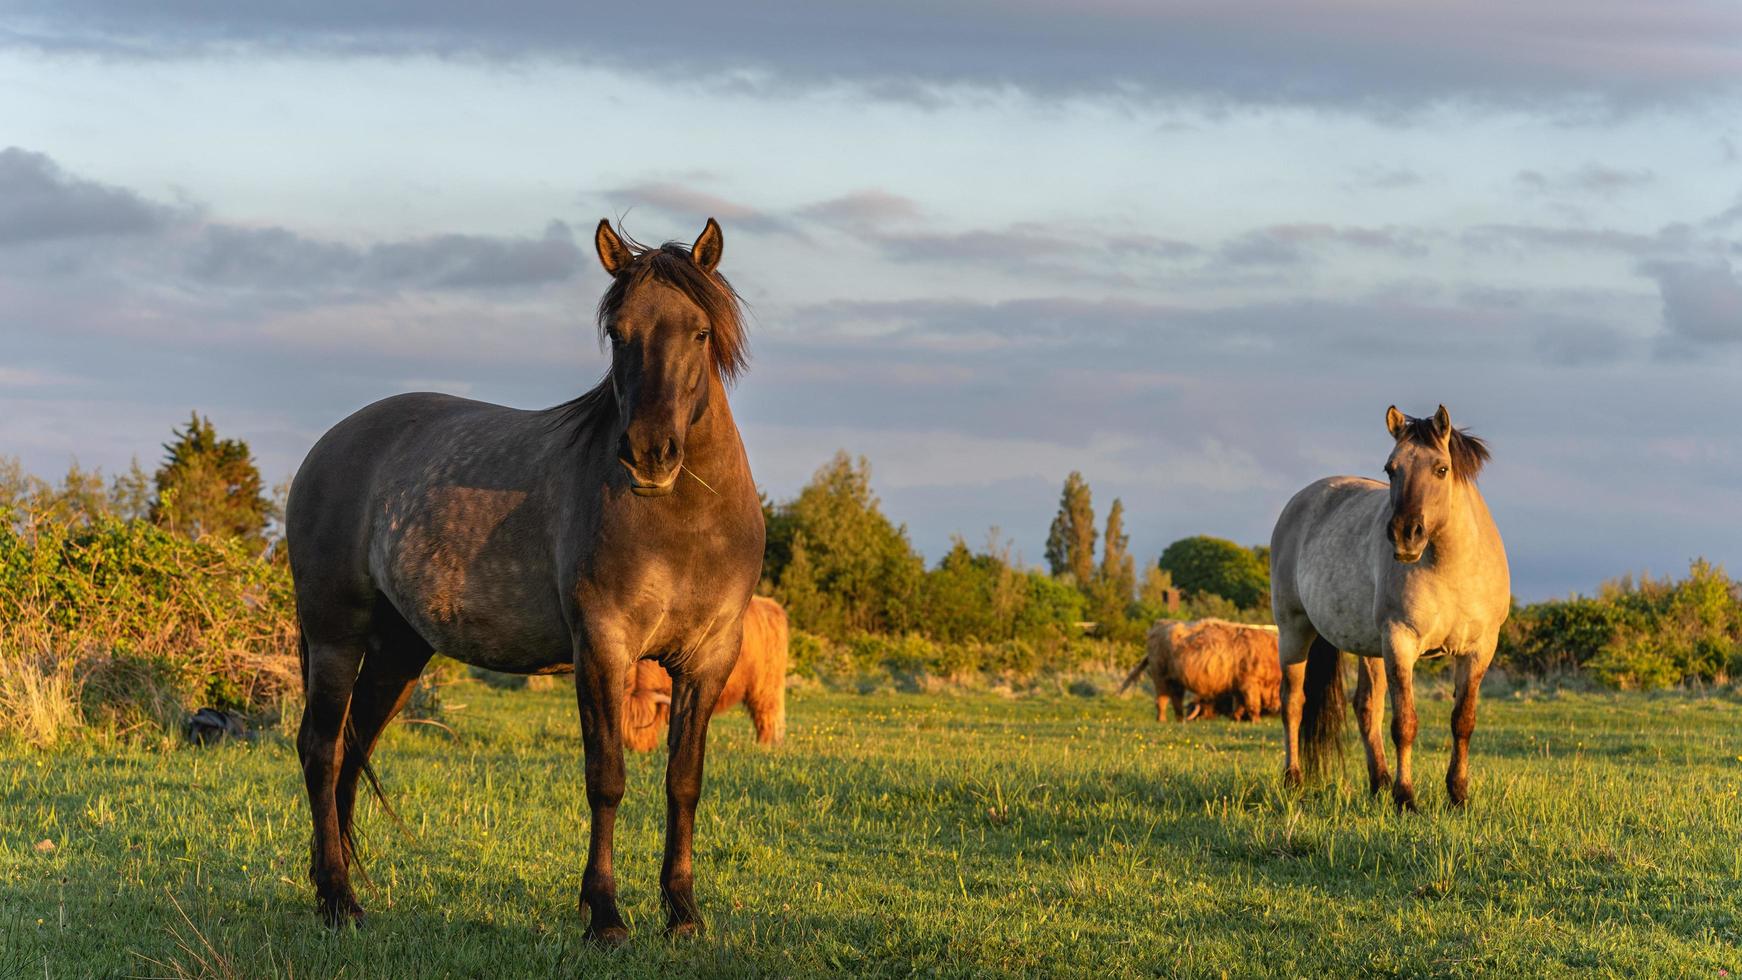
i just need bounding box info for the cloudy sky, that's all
[2,2,1740,599]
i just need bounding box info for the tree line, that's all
[4,422,1737,691]
[762,452,1275,652]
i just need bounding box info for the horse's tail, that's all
[1299,636,1346,775]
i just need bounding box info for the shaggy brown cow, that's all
[625,596,789,752]
[1119,618,1282,722]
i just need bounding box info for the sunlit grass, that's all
[3,685,1740,977]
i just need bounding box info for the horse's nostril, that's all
[660,437,678,464]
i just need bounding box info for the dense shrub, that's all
[1498,560,1741,689]
[0,509,298,744]
[1156,535,1270,609]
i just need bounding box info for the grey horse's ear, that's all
[1386,405,1408,439]
[1433,404,1451,438]
[596,219,632,277]
[691,218,723,274]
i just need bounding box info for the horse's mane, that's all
[1396,416,1491,483]
[547,231,748,440]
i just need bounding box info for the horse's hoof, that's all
[1282,767,1303,789]
[587,925,630,948]
[667,919,704,940]
[1369,773,1393,796]
[1393,791,1419,814]
[318,897,365,930]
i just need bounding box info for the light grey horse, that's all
[1269,405,1510,810]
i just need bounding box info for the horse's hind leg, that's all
[297,633,367,926]
[1276,621,1315,787]
[1446,644,1494,807]
[1352,655,1391,795]
[335,599,434,862]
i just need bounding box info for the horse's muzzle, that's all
[1393,548,1424,565]
[625,467,680,497]
[618,434,681,496]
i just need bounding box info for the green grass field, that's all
[3,683,1740,978]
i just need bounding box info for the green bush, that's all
[1498,560,1740,690]
[0,509,298,743]
[1157,535,1270,609]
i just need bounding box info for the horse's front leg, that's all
[1446,642,1494,807]
[660,640,734,936]
[572,639,631,945]
[1382,626,1422,813]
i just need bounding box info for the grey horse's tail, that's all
[1299,636,1346,774]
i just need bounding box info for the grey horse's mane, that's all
[1395,415,1491,483]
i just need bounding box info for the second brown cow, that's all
[624,595,790,752]
[1118,618,1282,722]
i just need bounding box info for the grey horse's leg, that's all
[298,635,367,926]
[1382,627,1422,812]
[573,640,631,945]
[1277,620,1316,787]
[660,645,733,936]
[1352,654,1391,795]
[1446,643,1494,807]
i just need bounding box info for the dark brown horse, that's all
[284,218,764,942]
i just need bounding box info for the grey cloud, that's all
[794,190,923,230]
[1515,164,1656,197]
[1645,260,1742,344]
[875,225,1081,266]
[1216,223,1430,266]
[1461,221,1726,260]
[1346,166,1425,190]
[9,1,1741,115]
[604,182,796,237]
[188,220,583,293]
[777,286,1625,376]
[0,146,172,245]
[1707,197,1742,229]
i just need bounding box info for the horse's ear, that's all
[596,219,631,277]
[1433,404,1452,438]
[1385,405,1408,440]
[691,218,723,274]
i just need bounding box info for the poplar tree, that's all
[1044,472,1096,586]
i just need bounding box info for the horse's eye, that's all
[695,330,711,343]
[1435,466,1450,478]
